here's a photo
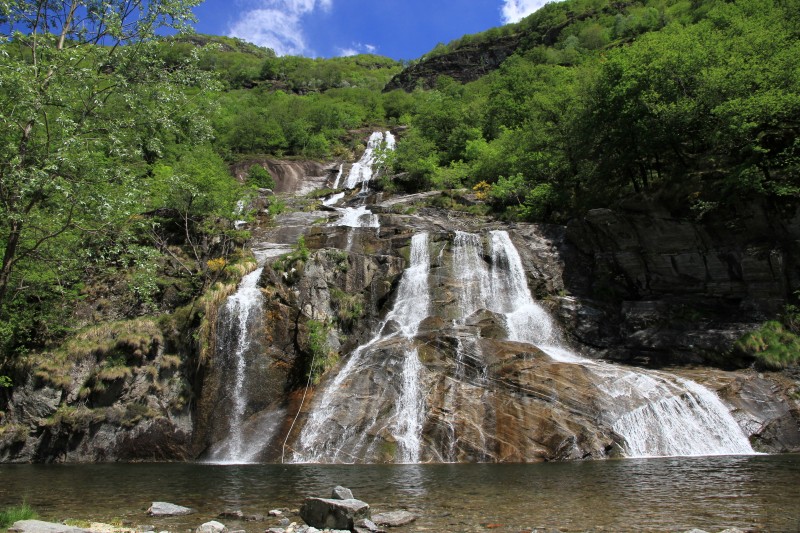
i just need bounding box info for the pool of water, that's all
[1,455,799,532]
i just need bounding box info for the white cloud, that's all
[228,0,332,56]
[501,0,549,23]
[336,42,378,57]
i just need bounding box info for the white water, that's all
[343,131,395,190]
[333,205,379,228]
[208,267,265,464]
[294,233,430,463]
[332,163,344,189]
[322,191,345,207]
[451,230,754,458]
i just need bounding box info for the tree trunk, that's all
[0,220,23,309]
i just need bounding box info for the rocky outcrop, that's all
[0,322,193,463]
[232,159,339,194]
[561,201,800,366]
[384,34,521,92]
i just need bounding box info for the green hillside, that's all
[1,0,798,377]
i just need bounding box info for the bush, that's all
[246,164,276,190]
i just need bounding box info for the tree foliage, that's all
[0,0,222,361]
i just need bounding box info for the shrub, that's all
[246,164,276,190]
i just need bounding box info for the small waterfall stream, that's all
[343,131,395,190]
[293,233,430,463]
[208,267,265,464]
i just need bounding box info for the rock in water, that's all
[147,502,195,516]
[9,521,88,533]
[371,511,418,527]
[331,486,354,500]
[299,497,370,530]
[195,521,227,533]
[354,518,386,533]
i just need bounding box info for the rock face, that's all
[0,322,193,463]
[299,497,370,531]
[563,201,800,366]
[231,159,338,195]
[384,34,521,92]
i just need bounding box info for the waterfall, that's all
[451,230,753,459]
[343,131,395,190]
[322,191,345,207]
[208,267,265,464]
[332,163,344,189]
[290,225,753,463]
[485,231,754,458]
[293,233,430,463]
[488,230,557,345]
[333,205,379,228]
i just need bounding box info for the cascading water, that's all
[293,233,430,463]
[322,191,345,207]
[444,230,753,458]
[208,267,265,464]
[332,163,344,189]
[343,131,395,190]
[484,231,754,458]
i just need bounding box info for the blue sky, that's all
[191,0,550,60]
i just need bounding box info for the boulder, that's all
[195,521,227,533]
[147,502,194,516]
[299,497,370,531]
[331,486,354,500]
[371,511,418,527]
[8,521,87,533]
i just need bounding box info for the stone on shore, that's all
[195,521,227,533]
[147,502,194,516]
[299,497,370,531]
[354,518,385,533]
[9,520,87,533]
[331,486,354,500]
[371,511,417,527]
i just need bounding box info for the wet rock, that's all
[8,520,88,533]
[218,510,243,520]
[331,486,354,500]
[147,502,194,516]
[299,497,370,531]
[195,521,227,533]
[371,511,418,527]
[268,510,284,517]
[354,518,385,533]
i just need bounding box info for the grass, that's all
[0,504,37,528]
[736,320,800,370]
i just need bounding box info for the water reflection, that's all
[0,456,798,532]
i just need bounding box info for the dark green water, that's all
[1,455,799,532]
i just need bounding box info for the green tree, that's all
[0,0,211,362]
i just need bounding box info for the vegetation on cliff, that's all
[1,0,798,386]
